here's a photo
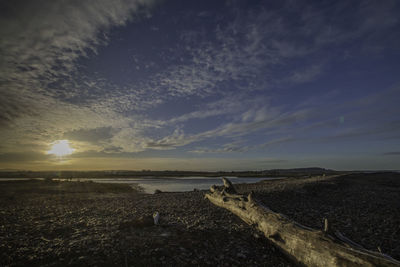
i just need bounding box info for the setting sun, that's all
[47,140,75,156]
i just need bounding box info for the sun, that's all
[47,140,75,157]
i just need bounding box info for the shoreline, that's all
[0,176,286,195]
[1,172,399,266]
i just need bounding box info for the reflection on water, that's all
[65,177,280,194]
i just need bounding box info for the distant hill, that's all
[268,167,336,173]
[261,167,340,177]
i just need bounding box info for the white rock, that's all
[153,212,160,225]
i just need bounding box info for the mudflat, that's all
[0,173,399,266]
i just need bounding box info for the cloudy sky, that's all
[0,0,399,171]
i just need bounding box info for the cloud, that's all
[146,106,312,151]
[63,127,115,143]
[1,0,399,169]
[0,0,158,125]
[0,89,41,127]
[191,141,249,154]
[289,64,323,83]
[1,0,158,80]
[0,151,51,163]
[146,128,191,150]
[190,136,298,154]
[383,152,400,156]
[153,83,400,153]
[168,94,268,123]
[0,0,161,155]
[145,0,400,102]
[154,13,280,97]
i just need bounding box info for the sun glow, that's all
[47,140,75,157]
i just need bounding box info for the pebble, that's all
[1,174,399,266]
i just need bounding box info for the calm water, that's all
[63,177,279,194]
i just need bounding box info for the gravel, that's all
[1,172,399,266]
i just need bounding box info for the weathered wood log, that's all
[205,178,400,267]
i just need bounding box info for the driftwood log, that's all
[205,178,400,267]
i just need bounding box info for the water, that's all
[58,176,280,194]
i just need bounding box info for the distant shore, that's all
[0,167,342,179]
[1,172,399,266]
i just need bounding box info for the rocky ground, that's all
[239,172,400,260]
[0,172,399,266]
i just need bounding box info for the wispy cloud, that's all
[0,0,159,153]
[146,105,312,150]
[289,64,323,83]
[0,0,158,125]
[190,137,298,154]
[1,0,399,170]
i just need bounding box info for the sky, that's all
[0,0,399,171]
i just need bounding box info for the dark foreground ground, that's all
[0,172,399,266]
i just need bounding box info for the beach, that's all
[1,173,399,266]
